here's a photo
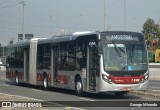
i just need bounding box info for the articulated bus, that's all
[6,31,149,96]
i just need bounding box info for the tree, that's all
[142,18,160,50]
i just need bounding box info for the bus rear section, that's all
[6,38,41,85]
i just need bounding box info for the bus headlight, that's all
[140,73,149,83]
[102,74,113,84]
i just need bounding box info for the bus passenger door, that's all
[87,41,98,91]
[52,46,58,85]
[24,48,29,82]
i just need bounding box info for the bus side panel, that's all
[29,40,38,85]
[6,68,16,81]
[36,69,51,86]
[6,68,24,83]
[55,70,79,90]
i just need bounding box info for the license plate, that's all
[123,87,132,91]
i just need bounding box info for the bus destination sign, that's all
[111,35,133,40]
[105,35,139,41]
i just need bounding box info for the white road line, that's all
[2,84,10,86]
[147,89,160,92]
[79,97,95,101]
[0,93,43,101]
[31,89,42,92]
[65,107,86,110]
[142,97,160,101]
[132,91,160,101]
[148,87,160,89]
[135,91,160,96]
[0,92,87,110]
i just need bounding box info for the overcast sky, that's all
[0,0,160,45]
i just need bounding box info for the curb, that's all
[129,91,160,100]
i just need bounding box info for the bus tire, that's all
[43,75,48,90]
[15,73,19,85]
[75,77,83,96]
[115,91,127,97]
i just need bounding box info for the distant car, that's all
[0,61,6,71]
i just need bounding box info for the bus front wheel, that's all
[75,77,83,96]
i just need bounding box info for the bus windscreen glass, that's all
[102,43,147,72]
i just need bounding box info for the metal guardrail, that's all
[149,68,160,80]
[149,63,160,80]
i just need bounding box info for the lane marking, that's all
[65,107,86,110]
[0,93,43,101]
[2,84,10,86]
[0,93,87,110]
[133,91,160,96]
[142,97,160,101]
[131,91,160,101]
[31,89,42,92]
[79,97,95,101]
[148,87,160,89]
[147,89,160,92]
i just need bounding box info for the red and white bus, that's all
[6,31,149,96]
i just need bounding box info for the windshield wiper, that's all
[112,41,122,57]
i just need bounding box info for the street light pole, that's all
[17,0,19,37]
[124,0,126,31]
[104,0,107,31]
[50,15,53,36]
[22,0,26,40]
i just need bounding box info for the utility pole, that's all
[104,0,107,31]
[50,15,53,36]
[124,0,126,31]
[17,0,19,37]
[22,0,26,40]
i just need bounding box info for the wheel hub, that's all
[76,82,82,91]
[44,78,47,87]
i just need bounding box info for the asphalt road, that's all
[0,71,160,110]
[148,80,160,90]
[0,80,160,110]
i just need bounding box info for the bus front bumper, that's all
[98,80,149,93]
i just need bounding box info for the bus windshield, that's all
[103,43,147,71]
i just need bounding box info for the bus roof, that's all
[7,31,143,47]
[7,38,46,48]
[38,31,98,44]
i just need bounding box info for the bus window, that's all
[58,43,75,70]
[37,44,51,70]
[37,45,45,69]
[64,43,75,70]
[58,43,67,70]
[76,42,87,70]
[44,45,51,69]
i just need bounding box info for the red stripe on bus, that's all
[6,71,14,78]
[108,75,144,84]
[48,74,51,83]
[57,75,68,84]
[37,73,43,81]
